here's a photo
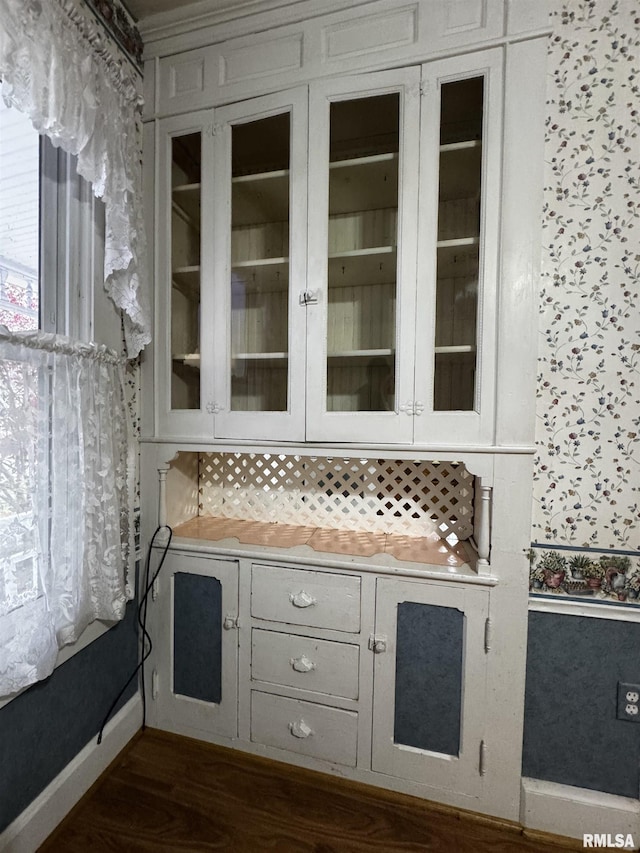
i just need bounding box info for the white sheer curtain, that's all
[0,329,134,698]
[0,0,150,357]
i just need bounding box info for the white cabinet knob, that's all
[289,590,316,608]
[289,718,313,739]
[290,655,316,673]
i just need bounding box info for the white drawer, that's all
[252,629,359,699]
[251,564,361,632]
[251,691,358,766]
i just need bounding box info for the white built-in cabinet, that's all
[142,0,548,825]
[148,547,492,806]
[155,51,503,445]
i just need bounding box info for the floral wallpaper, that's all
[533,0,640,571]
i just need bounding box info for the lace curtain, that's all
[0,0,150,357]
[0,329,134,698]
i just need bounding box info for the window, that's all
[0,99,105,339]
[0,102,123,702]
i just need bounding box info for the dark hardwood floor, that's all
[40,728,582,852]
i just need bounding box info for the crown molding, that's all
[138,0,374,56]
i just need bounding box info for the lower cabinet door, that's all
[151,550,239,740]
[371,578,489,798]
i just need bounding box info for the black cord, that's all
[97,524,172,745]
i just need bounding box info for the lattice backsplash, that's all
[198,454,474,541]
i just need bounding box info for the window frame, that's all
[0,130,123,710]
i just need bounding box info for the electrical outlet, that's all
[617,682,640,722]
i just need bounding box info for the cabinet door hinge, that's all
[479,739,487,776]
[223,614,239,630]
[484,617,492,653]
[151,669,159,701]
[368,634,387,654]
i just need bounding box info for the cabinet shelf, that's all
[439,140,481,153]
[172,266,201,296]
[232,170,289,226]
[231,258,289,292]
[436,243,479,278]
[172,182,201,225]
[329,154,398,215]
[232,353,289,371]
[232,256,288,268]
[172,353,201,367]
[328,348,394,365]
[438,143,482,201]
[434,345,476,354]
[436,237,478,250]
[328,247,397,287]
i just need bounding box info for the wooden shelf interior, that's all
[171,131,202,409]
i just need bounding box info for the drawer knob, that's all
[289,718,313,739]
[289,590,317,608]
[290,655,316,673]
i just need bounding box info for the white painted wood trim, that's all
[0,694,141,853]
[521,777,640,843]
[0,620,119,712]
[529,596,640,624]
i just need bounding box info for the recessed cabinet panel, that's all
[174,572,222,702]
[394,602,463,756]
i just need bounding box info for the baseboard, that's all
[0,694,142,853]
[521,777,640,843]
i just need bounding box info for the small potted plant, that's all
[539,551,567,589]
[580,559,605,589]
[568,553,592,581]
[530,566,545,590]
[600,555,631,596]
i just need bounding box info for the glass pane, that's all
[230,113,290,412]
[433,77,483,411]
[326,94,399,413]
[171,132,202,410]
[0,102,39,332]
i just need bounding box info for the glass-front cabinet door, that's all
[156,110,216,437]
[306,69,421,444]
[213,89,308,441]
[414,50,502,446]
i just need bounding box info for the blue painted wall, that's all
[0,602,138,833]
[523,611,640,799]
